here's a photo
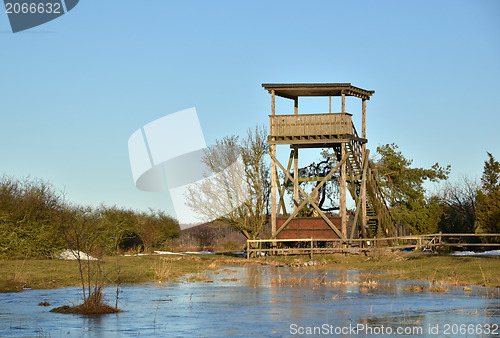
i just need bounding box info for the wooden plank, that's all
[269,137,367,146]
[298,177,334,182]
[283,138,367,147]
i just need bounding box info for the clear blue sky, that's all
[1,0,499,220]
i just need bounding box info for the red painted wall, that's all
[276,217,342,239]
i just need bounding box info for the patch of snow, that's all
[57,249,98,261]
[452,250,500,256]
[153,251,186,255]
[185,251,216,255]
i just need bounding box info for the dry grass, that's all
[270,273,380,291]
[150,258,172,282]
[0,254,248,292]
[186,273,211,283]
[50,287,122,314]
[293,252,500,288]
[428,285,448,293]
[208,262,221,269]
[1,252,499,292]
[405,285,425,292]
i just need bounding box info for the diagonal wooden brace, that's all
[276,150,294,216]
[269,151,351,240]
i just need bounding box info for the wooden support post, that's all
[340,142,347,238]
[271,144,277,238]
[340,91,347,238]
[293,96,299,211]
[271,90,277,240]
[329,96,331,113]
[361,99,367,229]
[361,99,366,138]
[293,147,299,211]
[310,238,313,259]
[361,167,367,229]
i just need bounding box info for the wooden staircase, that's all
[333,123,396,240]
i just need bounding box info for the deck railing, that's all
[269,113,353,138]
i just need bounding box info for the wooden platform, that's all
[268,113,367,145]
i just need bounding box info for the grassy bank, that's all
[0,254,255,293]
[264,251,500,288]
[1,252,499,293]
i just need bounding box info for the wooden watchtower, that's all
[264,83,396,243]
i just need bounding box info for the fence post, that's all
[247,241,250,259]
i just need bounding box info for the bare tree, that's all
[438,176,479,233]
[56,207,122,314]
[186,125,269,240]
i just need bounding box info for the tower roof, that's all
[262,83,374,100]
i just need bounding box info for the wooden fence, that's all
[246,233,500,258]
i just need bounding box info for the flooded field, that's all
[1,266,499,337]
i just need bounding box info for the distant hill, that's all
[172,220,251,252]
[179,222,203,230]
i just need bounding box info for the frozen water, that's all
[0,266,498,337]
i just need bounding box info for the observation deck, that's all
[268,112,366,146]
